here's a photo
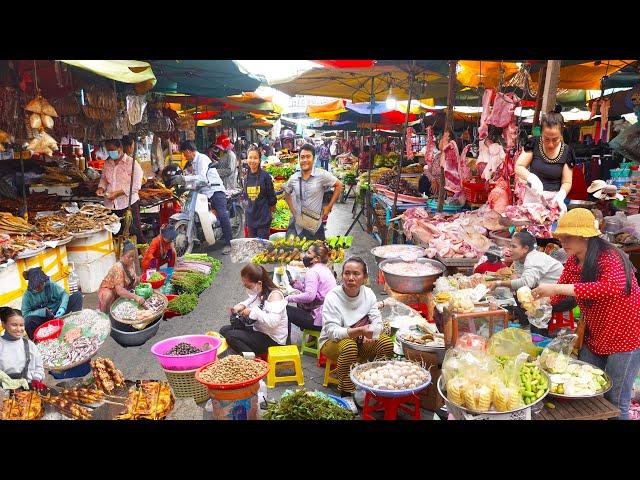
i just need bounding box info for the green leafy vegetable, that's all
[263,390,355,420]
[167,293,199,314]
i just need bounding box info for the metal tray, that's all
[397,329,445,353]
[436,372,550,416]
[16,245,47,259]
[544,359,613,400]
[349,360,432,398]
[371,244,426,265]
[110,294,167,325]
[434,255,479,267]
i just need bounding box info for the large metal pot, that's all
[370,245,426,265]
[110,317,161,347]
[379,258,445,293]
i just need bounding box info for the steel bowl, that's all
[488,229,513,248]
[379,257,445,293]
[370,245,426,265]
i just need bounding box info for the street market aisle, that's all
[66,200,389,419]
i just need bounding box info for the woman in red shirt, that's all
[141,224,177,273]
[532,208,640,419]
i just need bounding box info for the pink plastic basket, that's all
[151,335,222,371]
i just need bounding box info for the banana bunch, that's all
[273,235,315,251]
[252,248,302,265]
[328,248,345,264]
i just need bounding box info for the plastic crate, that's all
[462,180,489,205]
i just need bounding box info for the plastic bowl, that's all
[34,319,64,342]
[151,335,222,371]
[141,271,167,289]
[164,294,180,318]
[195,358,269,390]
[110,317,161,347]
[159,267,175,283]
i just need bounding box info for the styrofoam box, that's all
[67,230,113,264]
[74,252,116,294]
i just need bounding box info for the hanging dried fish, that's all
[25,95,58,117]
[126,95,147,125]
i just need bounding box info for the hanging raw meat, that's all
[480,141,506,181]
[458,144,474,183]
[425,126,435,165]
[487,92,520,128]
[503,120,518,151]
[406,127,415,161]
[440,141,462,193]
[487,177,511,214]
[478,88,495,139]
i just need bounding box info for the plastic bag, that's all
[456,333,487,353]
[487,327,539,358]
[539,333,577,373]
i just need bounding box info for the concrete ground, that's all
[55,199,438,420]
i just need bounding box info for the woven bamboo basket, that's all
[163,367,209,404]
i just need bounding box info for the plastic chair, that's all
[300,329,321,358]
[548,310,575,335]
[322,358,340,388]
[266,345,304,388]
[362,392,421,420]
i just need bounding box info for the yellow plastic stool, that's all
[267,345,305,388]
[300,329,321,358]
[322,358,340,388]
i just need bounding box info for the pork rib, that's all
[478,88,495,139]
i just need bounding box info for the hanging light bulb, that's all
[385,85,396,110]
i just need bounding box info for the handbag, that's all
[296,177,322,233]
[351,315,371,344]
[229,292,270,329]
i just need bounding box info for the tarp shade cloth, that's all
[59,60,157,85]
[314,60,377,69]
[150,60,262,98]
[271,65,449,102]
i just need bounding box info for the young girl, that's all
[0,307,45,390]
[243,146,277,239]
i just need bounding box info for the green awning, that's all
[150,60,263,98]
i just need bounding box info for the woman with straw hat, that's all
[532,208,640,419]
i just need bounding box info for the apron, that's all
[7,337,31,380]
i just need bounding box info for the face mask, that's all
[246,284,261,297]
[302,255,314,268]
[108,150,119,160]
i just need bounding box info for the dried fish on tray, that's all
[0,213,36,235]
[37,310,110,370]
[66,204,120,234]
[111,294,167,324]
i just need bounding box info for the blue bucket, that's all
[49,361,91,379]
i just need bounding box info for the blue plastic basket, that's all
[427,199,464,213]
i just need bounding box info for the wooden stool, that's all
[362,392,421,420]
[266,345,304,388]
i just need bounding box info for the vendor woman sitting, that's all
[474,245,507,274]
[141,224,177,273]
[0,307,45,390]
[319,257,394,397]
[98,241,145,313]
[21,266,83,340]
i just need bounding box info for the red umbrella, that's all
[313,60,376,69]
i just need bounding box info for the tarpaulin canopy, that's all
[59,60,157,85]
[306,99,347,120]
[151,60,262,98]
[271,65,449,102]
[456,60,521,88]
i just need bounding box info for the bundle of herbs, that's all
[263,390,355,420]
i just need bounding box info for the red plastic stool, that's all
[548,310,575,334]
[362,392,421,420]
[256,353,268,361]
[408,303,433,323]
[377,270,385,285]
[317,353,328,368]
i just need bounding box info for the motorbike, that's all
[167,176,244,257]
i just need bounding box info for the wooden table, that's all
[535,396,619,420]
